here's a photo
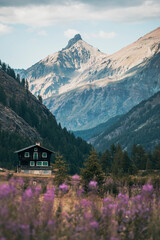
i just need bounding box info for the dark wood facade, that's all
[15,144,54,175]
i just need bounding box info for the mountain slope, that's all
[0,67,91,173]
[92,91,160,153]
[16,34,105,98]
[73,115,122,142]
[17,28,160,131]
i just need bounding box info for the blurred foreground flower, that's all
[88,180,97,190]
[59,184,68,193]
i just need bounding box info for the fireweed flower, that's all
[59,184,68,193]
[72,174,80,182]
[44,188,55,201]
[142,184,153,198]
[0,184,16,196]
[90,221,99,229]
[80,199,92,208]
[88,181,97,190]
[76,188,84,197]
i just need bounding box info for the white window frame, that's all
[24,152,30,158]
[36,161,42,166]
[36,161,48,166]
[43,161,48,166]
[33,152,38,160]
[30,161,35,166]
[42,152,47,158]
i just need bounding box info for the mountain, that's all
[16,34,105,98]
[73,115,122,142]
[16,28,160,131]
[92,91,160,153]
[0,65,91,172]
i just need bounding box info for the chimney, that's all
[36,142,40,146]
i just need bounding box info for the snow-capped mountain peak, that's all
[16,27,160,131]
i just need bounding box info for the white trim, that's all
[30,161,35,166]
[25,152,30,158]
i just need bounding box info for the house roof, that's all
[14,144,55,154]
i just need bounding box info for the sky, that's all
[0,0,160,69]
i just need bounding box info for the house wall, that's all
[20,169,52,175]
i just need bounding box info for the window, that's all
[34,148,38,151]
[30,161,35,166]
[36,161,48,166]
[24,152,30,158]
[36,161,42,166]
[42,152,47,158]
[43,161,48,166]
[33,152,38,160]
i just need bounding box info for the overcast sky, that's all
[0,0,160,69]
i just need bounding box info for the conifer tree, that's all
[81,149,105,189]
[0,86,6,106]
[100,149,112,173]
[38,95,43,104]
[112,144,124,176]
[25,80,29,92]
[21,78,25,88]
[131,144,147,170]
[52,153,69,186]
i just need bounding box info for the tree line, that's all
[51,143,160,190]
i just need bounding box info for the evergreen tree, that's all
[122,151,133,174]
[146,155,152,172]
[2,63,6,71]
[16,74,20,83]
[25,80,29,92]
[131,144,147,170]
[0,86,6,106]
[112,144,124,176]
[100,149,112,173]
[81,149,105,189]
[38,95,43,104]
[112,145,133,176]
[21,78,25,88]
[52,153,69,186]
[153,145,160,169]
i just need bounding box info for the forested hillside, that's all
[0,61,91,173]
[93,91,160,153]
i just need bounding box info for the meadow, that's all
[1,172,160,240]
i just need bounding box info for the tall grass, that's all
[0,175,160,239]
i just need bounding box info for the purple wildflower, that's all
[90,221,99,229]
[44,188,55,201]
[59,184,68,193]
[23,188,33,198]
[88,180,97,190]
[72,174,80,181]
[76,188,84,197]
[142,184,153,193]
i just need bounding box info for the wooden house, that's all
[15,143,54,175]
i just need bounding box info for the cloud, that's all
[64,29,79,39]
[87,31,117,40]
[99,31,117,40]
[37,30,47,36]
[0,23,12,34]
[0,0,159,28]
[0,0,156,8]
